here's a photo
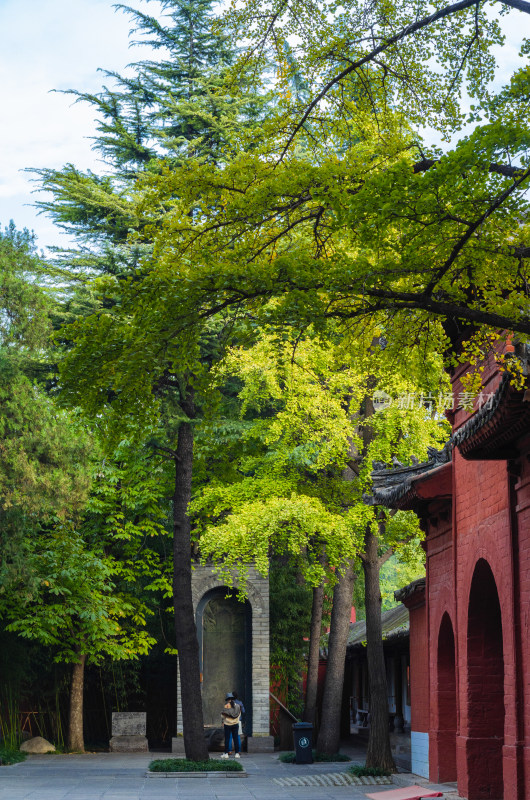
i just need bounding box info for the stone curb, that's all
[145,771,248,778]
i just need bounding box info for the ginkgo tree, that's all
[192,324,449,766]
[133,100,530,360]
[126,0,530,370]
[222,0,529,145]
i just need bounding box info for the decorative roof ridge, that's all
[395,577,426,603]
[452,371,511,449]
[363,440,452,508]
[450,341,530,458]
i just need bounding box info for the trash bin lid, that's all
[292,721,313,729]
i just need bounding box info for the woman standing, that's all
[220,693,241,758]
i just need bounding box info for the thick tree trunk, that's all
[173,390,209,761]
[362,524,395,772]
[316,559,355,755]
[68,652,86,752]
[303,581,324,725]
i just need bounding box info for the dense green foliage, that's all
[117,1,530,356]
[348,763,392,777]
[4,526,155,664]
[195,326,447,582]
[279,750,351,763]
[269,559,313,714]
[0,747,26,766]
[149,757,243,771]
[0,224,92,590]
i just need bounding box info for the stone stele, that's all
[109,712,148,752]
[20,736,56,754]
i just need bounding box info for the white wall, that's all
[411,730,429,778]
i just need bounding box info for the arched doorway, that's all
[435,612,457,782]
[197,589,252,730]
[466,559,504,799]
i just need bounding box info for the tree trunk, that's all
[362,524,395,772]
[68,652,86,752]
[316,559,355,755]
[303,581,324,725]
[173,389,209,761]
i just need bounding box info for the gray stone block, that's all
[246,736,274,753]
[171,736,185,754]
[109,734,148,752]
[112,711,146,736]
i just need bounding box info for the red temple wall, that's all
[396,343,530,798]
[422,435,529,797]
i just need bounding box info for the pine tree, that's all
[34,0,266,761]
[35,0,243,252]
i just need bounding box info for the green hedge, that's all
[149,758,243,772]
[348,763,391,777]
[279,750,350,763]
[0,748,27,766]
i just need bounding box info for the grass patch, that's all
[279,750,350,763]
[0,747,27,766]
[348,763,392,777]
[149,758,243,772]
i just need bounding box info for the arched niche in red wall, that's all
[434,612,457,783]
[465,558,504,800]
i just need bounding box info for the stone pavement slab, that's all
[0,751,456,800]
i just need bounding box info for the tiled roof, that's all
[346,603,410,649]
[364,345,530,509]
[453,368,530,459]
[364,441,452,509]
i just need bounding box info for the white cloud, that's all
[0,0,160,248]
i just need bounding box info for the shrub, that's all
[279,750,350,763]
[148,758,243,772]
[348,763,392,777]
[0,747,27,766]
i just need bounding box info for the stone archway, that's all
[197,588,252,729]
[173,564,273,752]
[434,612,457,782]
[465,559,504,800]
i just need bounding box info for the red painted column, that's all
[424,508,456,784]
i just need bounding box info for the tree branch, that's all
[378,546,394,567]
[423,165,530,294]
[280,0,530,158]
[147,441,179,460]
[413,159,526,178]
[330,288,530,334]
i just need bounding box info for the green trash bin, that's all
[292,721,313,764]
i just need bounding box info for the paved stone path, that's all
[0,750,461,800]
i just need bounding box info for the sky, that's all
[0,0,527,252]
[0,0,162,250]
